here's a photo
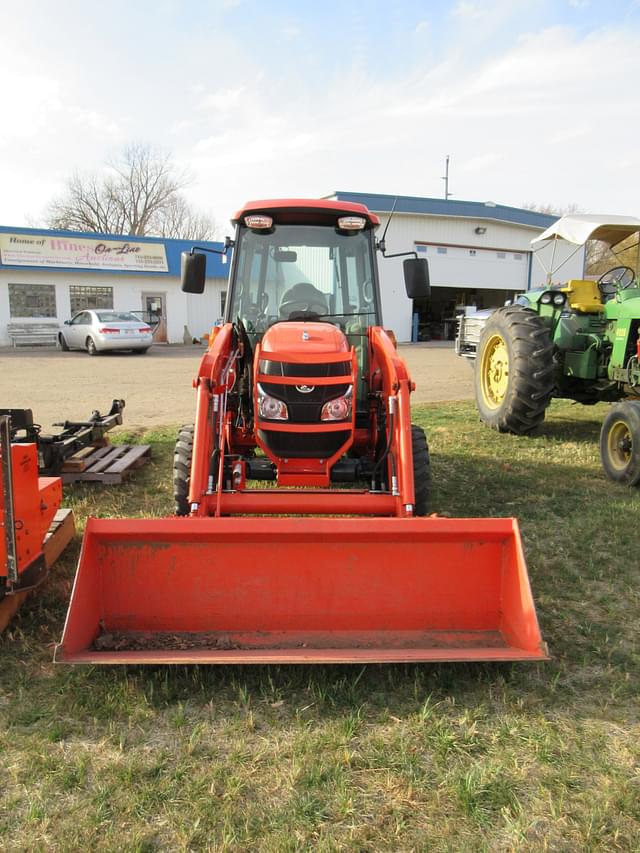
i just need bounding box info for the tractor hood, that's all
[261,322,350,356]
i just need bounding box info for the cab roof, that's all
[232,198,380,228]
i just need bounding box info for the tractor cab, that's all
[181,200,430,487]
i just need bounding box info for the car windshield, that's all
[95,311,140,323]
[229,224,377,334]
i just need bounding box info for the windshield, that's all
[96,311,141,323]
[228,224,377,334]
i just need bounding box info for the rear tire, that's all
[475,306,554,434]
[173,424,194,515]
[600,401,640,486]
[86,336,98,356]
[58,333,69,351]
[411,424,431,516]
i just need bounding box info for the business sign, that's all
[0,233,168,273]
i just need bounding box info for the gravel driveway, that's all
[0,343,473,430]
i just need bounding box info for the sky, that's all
[1,0,639,235]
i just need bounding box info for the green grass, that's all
[1,400,639,852]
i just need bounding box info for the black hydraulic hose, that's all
[372,402,395,490]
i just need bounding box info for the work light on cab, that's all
[337,216,366,231]
[245,215,273,230]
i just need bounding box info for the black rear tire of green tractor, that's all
[411,424,431,516]
[475,306,554,435]
[173,424,194,516]
[600,401,640,486]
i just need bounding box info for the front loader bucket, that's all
[56,517,548,664]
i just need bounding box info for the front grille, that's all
[258,429,351,459]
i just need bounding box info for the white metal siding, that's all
[375,213,586,341]
[185,279,227,338]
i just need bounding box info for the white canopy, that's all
[531,214,640,248]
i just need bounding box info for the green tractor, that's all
[456,214,640,485]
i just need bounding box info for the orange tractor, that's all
[57,199,547,664]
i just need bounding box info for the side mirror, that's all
[181,251,206,294]
[403,258,430,299]
[64,320,70,325]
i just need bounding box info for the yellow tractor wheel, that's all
[600,401,640,486]
[474,306,554,434]
[479,333,510,409]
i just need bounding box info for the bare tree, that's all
[46,144,217,240]
[521,202,583,217]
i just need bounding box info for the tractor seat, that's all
[279,282,328,319]
[561,280,603,314]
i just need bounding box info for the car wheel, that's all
[132,348,149,354]
[86,336,99,356]
[58,333,69,352]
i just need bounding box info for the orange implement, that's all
[56,516,548,664]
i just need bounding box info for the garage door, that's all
[416,244,529,291]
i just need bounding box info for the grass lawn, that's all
[1,400,638,852]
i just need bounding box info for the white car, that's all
[59,310,153,355]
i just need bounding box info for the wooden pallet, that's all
[61,443,151,484]
[0,508,75,633]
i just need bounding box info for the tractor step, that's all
[56,516,548,664]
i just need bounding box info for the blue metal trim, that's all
[0,224,228,279]
[333,192,557,229]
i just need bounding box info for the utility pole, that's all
[441,155,452,200]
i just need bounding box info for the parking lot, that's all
[0,342,473,429]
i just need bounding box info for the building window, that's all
[437,247,447,254]
[8,283,57,318]
[514,253,523,260]
[69,285,113,314]
[416,245,427,254]
[497,252,506,259]
[221,290,227,316]
[469,249,477,256]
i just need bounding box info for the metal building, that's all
[332,193,586,342]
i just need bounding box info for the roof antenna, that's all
[442,154,452,200]
[377,196,399,254]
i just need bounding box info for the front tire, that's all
[58,333,69,352]
[86,336,98,356]
[475,306,554,434]
[173,424,194,515]
[411,423,431,516]
[600,401,640,486]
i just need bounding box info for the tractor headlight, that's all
[540,292,553,304]
[320,388,352,421]
[552,293,566,306]
[257,385,288,420]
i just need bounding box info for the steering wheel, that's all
[362,279,374,305]
[279,282,328,319]
[597,266,636,297]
